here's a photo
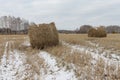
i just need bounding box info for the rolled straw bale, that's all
[29,22,59,49]
[88,27,107,37]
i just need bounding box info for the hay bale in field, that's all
[29,22,59,49]
[49,22,59,45]
[88,28,97,37]
[88,26,107,37]
[97,27,107,37]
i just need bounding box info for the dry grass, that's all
[44,33,120,79]
[59,34,89,46]
[59,34,120,50]
[46,42,120,79]
[45,43,70,57]
[86,34,120,51]
[0,35,46,79]
[64,51,92,69]
[0,35,27,58]
[0,34,120,79]
[45,43,92,77]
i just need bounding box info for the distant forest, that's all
[59,25,120,34]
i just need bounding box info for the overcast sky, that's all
[0,0,120,30]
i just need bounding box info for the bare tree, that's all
[0,16,29,34]
[79,25,93,33]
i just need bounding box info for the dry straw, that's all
[29,22,59,49]
[88,26,107,37]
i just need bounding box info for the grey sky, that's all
[0,0,120,30]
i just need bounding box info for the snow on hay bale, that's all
[29,22,59,49]
[88,26,107,37]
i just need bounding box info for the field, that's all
[0,34,120,80]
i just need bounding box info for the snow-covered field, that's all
[62,41,120,80]
[39,51,77,80]
[0,35,120,80]
[0,40,77,80]
[0,41,38,80]
[64,41,120,64]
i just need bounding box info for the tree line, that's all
[0,16,29,34]
[76,25,120,34]
[0,28,28,34]
[58,25,120,34]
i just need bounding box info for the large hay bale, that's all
[88,26,107,37]
[29,22,59,49]
[49,22,59,45]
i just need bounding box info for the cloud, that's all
[0,0,120,30]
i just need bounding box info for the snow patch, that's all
[39,51,77,80]
[0,42,38,80]
[22,40,30,47]
[63,42,120,65]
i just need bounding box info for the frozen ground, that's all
[0,41,38,80]
[0,38,120,80]
[63,41,120,79]
[39,51,77,80]
[63,41,120,64]
[0,40,77,80]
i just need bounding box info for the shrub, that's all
[88,26,107,37]
[29,22,59,49]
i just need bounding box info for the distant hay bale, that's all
[88,26,107,37]
[88,28,97,37]
[29,22,59,49]
[97,27,107,37]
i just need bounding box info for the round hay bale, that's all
[88,28,97,37]
[97,27,107,37]
[88,27,107,37]
[49,22,59,45]
[29,22,59,49]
